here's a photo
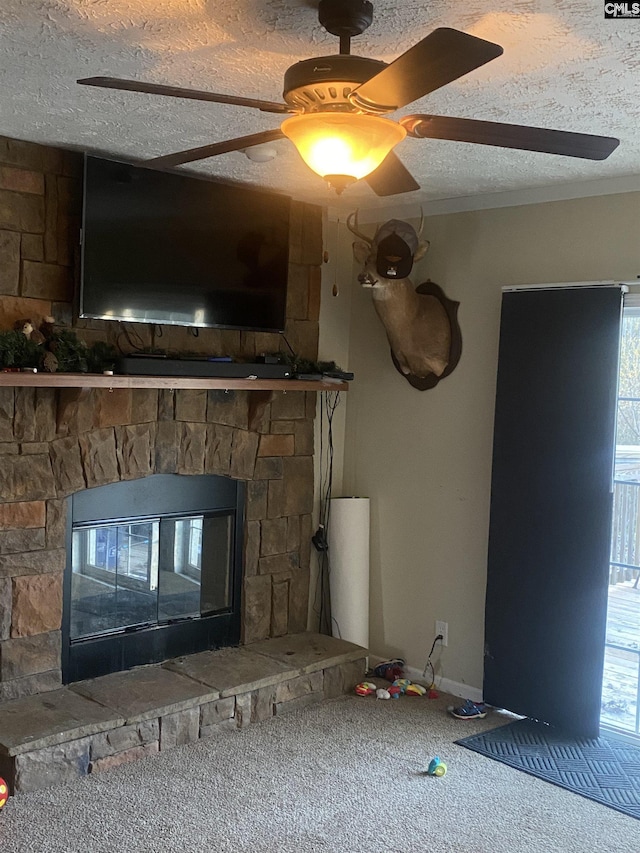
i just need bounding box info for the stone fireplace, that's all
[0,384,316,703]
[0,132,325,706]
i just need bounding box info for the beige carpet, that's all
[1,692,639,852]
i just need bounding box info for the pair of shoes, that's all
[372,658,405,681]
[448,699,488,720]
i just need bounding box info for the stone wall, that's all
[0,133,322,357]
[0,134,323,703]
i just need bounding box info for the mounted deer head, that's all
[348,211,461,389]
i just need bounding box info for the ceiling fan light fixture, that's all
[281,113,406,187]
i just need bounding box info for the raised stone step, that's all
[0,633,367,795]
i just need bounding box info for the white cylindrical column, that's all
[328,496,370,648]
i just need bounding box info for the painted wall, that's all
[338,191,640,694]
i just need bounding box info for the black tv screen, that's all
[80,156,290,332]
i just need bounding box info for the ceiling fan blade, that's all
[401,114,620,160]
[77,77,292,115]
[349,28,503,113]
[147,130,286,169]
[365,151,420,196]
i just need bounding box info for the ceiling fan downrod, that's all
[318,0,374,54]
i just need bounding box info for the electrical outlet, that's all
[435,620,448,647]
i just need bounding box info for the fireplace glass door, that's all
[63,474,244,683]
[70,513,232,641]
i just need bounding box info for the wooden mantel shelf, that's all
[0,372,347,431]
[0,372,348,393]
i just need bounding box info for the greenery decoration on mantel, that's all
[0,327,117,374]
[0,322,342,377]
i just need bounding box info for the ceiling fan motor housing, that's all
[318,0,374,38]
[283,55,387,112]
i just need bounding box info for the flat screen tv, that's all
[80,155,290,332]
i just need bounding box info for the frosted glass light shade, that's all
[281,113,406,181]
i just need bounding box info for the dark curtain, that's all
[484,286,623,738]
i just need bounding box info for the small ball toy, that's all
[0,776,8,809]
[427,756,447,777]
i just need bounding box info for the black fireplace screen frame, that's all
[62,474,245,684]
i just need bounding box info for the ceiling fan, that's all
[77,0,619,197]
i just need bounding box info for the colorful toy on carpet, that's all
[392,678,426,696]
[354,681,377,696]
[427,756,447,777]
[356,678,427,698]
[0,776,8,809]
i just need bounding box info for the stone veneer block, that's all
[249,632,367,675]
[0,669,61,703]
[34,389,56,442]
[253,457,282,480]
[271,579,289,637]
[178,422,207,475]
[242,574,271,643]
[205,423,233,476]
[258,434,294,457]
[270,391,306,421]
[288,568,310,634]
[11,572,62,637]
[21,260,71,301]
[244,520,260,577]
[323,658,367,699]
[14,736,92,793]
[45,498,66,549]
[175,389,207,423]
[282,456,314,516]
[251,685,276,723]
[79,428,119,488]
[13,388,36,442]
[0,527,45,555]
[116,423,154,480]
[229,429,259,480]
[0,454,56,501]
[90,718,159,761]
[246,479,268,521]
[90,741,158,775]
[294,421,314,456]
[275,670,323,704]
[154,421,179,473]
[0,578,11,639]
[92,389,132,428]
[0,548,65,579]
[0,388,14,442]
[164,646,297,698]
[199,696,235,729]
[206,390,249,429]
[49,436,85,496]
[0,189,44,234]
[159,706,200,750]
[260,517,287,557]
[0,230,20,294]
[234,692,252,729]
[0,630,61,679]
[0,688,125,756]
[70,665,219,725]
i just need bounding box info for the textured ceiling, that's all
[1,1,639,212]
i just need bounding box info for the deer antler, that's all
[346,210,373,245]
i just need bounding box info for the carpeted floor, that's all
[457,717,640,820]
[2,693,640,853]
